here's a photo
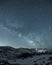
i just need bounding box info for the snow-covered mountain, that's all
[0,46,52,65]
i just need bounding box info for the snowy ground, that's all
[8,54,52,65]
[0,46,52,65]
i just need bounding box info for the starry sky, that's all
[0,0,52,48]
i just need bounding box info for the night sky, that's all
[0,0,52,48]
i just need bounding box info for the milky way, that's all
[0,0,52,48]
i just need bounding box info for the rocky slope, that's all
[0,46,52,65]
